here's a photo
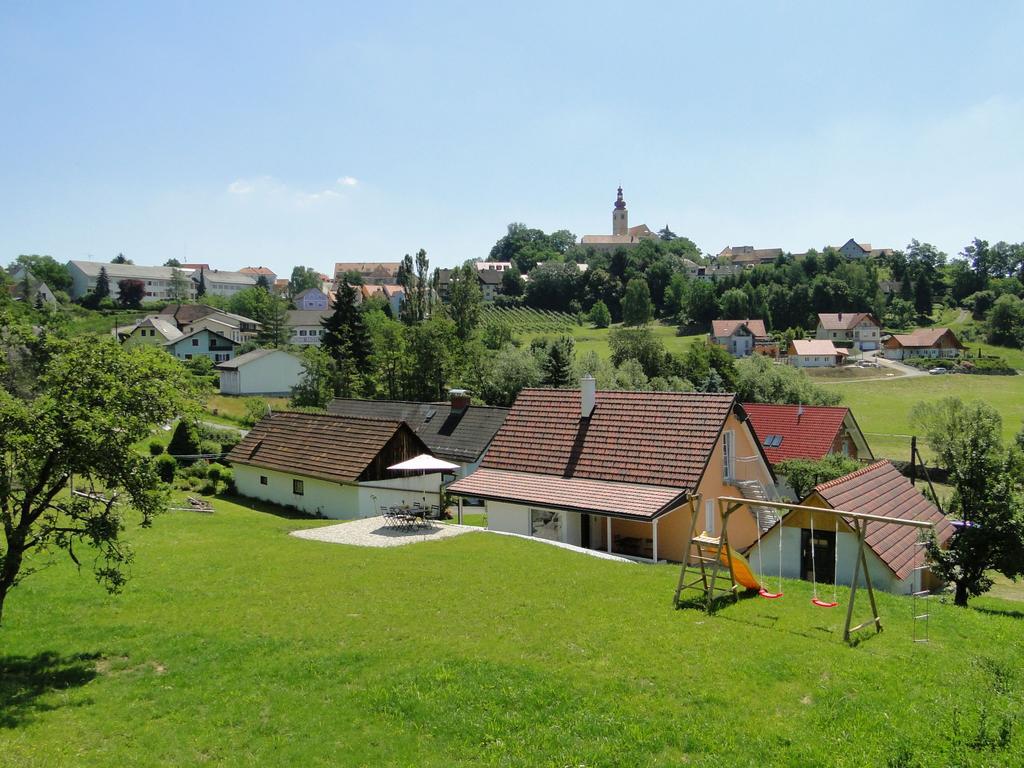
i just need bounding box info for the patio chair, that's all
[380,504,400,529]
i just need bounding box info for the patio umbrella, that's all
[387,454,460,514]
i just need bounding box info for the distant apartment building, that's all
[195,269,258,298]
[67,260,195,303]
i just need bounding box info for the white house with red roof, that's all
[711,319,770,358]
[747,461,954,594]
[815,312,881,351]
[788,339,847,367]
[882,327,964,360]
[447,378,776,563]
[742,404,873,466]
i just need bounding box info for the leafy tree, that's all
[541,336,576,388]
[111,253,132,265]
[404,316,458,400]
[167,420,202,459]
[683,280,719,327]
[622,278,653,326]
[657,225,677,241]
[478,344,542,406]
[525,262,580,311]
[987,294,1024,347]
[288,266,322,298]
[582,268,622,320]
[489,223,575,274]
[964,290,995,320]
[588,300,611,328]
[0,332,199,624]
[481,320,514,350]
[228,287,272,321]
[734,354,841,406]
[169,268,192,304]
[663,273,688,319]
[321,280,373,382]
[914,272,934,317]
[719,287,750,319]
[164,258,181,267]
[884,298,916,329]
[911,398,1024,606]
[500,267,525,297]
[290,347,338,408]
[775,455,862,500]
[95,266,111,300]
[447,264,483,341]
[679,341,739,393]
[117,279,146,309]
[614,358,648,390]
[255,274,271,291]
[256,295,291,347]
[15,255,72,293]
[196,268,207,298]
[365,311,408,399]
[416,249,431,319]
[609,327,665,378]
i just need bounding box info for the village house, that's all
[815,312,881,351]
[717,246,783,268]
[580,187,658,253]
[747,461,954,595]
[217,348,304,396]
[743,403,873,466]
[227,412,436,519]
[710,319,771,358]
[788,339,846,367]
[434,268,503,303]
[335,262,401,285]
[833,239,894,260]
[882,327,964,360]
[164,327,238,363]
[475,261,512,272]
[286,309,330,345]
[447,380,776,562]
[119,316,183,347]
[294,287,330,311]
[7,265,58,305]
[327,390,509,478]
[153,304,260,343]
[239,266,278,284]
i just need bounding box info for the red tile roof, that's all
[817,312,880,331]
[712,319,768,338]
[790,339,843,356]
[812,461,955,579]
[227,411,428,484]
[239,266,276,276]
[449,468,686,519]
[741,404,849,463]
[481,389,736,489]
[884,327,963,349]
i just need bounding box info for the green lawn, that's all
[827,374,1024,462]
[2,497,1022,766]
[206,394,291,425]
[520,320,704,359]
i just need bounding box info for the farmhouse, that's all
[447,379,776,562]
[227,412,435,519]
[711,319,771,358]
[816,312,881,351]
[327,390,509,476]
[882,327,964,360]
[164,327,238,363]
[788,339,846,367]
[580,187,658,252]
[833,238,894,260]
[747,461,954,594]
[217,348,304,396]
[743,403,873,465]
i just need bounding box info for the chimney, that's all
[449,388,470,414]
[837,311,843,322]
[580,375,596,419]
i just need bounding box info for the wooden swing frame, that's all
[677,496,935,644]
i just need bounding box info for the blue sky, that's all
[2,1,1022,275]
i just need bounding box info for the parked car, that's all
[857,360,880,368]
[928,367,948,375]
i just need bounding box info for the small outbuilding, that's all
[227,411,439,519]
[217,348,304,396]
[788,339,847,367]
[882,327,964,360]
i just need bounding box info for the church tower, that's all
[612,186,628,236]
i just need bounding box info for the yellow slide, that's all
[702,533,761,590]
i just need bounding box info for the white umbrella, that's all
[387,454,461,514]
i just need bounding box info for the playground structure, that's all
[674,495,936,644]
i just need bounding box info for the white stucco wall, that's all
[747,525,915,595]
[234,464,361,518]
[791,354,836,368]
[484,500,533,536]
[220,351,304,395]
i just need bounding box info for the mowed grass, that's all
[521,320,704,359]
[826,374,1024,461]
[206,394,290,424]
[2,498,1023,766]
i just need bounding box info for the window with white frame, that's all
[723,430,735,481]
[705,499,715,534]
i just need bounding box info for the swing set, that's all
[675,495,936,644]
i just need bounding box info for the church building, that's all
[580,186,658,252]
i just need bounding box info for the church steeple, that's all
[612,185,628,235]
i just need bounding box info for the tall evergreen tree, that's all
[255,274,271,291]
[95,266,111,299]
[542,336,576,388]
[447,264,483,340]
[321,279,373,377]
[196,268,207,298]
[914,273,934,317]
[256,295,290,347]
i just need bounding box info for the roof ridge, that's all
[815,459,891,492]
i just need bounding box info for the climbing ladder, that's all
[912,536,931,643]
[674,496,740,611]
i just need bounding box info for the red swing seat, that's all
[758,587,783,599]
[811,598,839,608]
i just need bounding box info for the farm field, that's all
[2,497,1022,766]
[826,374,1024,461]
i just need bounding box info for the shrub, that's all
[167,421,201,462]
[969,357,1015,375]
[199,481,218,496]
[148,440,165,456]
[242,398,270,427]
[154,454,177,483]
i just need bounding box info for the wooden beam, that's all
[715,496,934,529]
[652,517,659,564]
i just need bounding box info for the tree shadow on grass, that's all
[216,493,317,521]
[0,651,100,728]
[971,605,1024,620]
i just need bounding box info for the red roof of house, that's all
[817,312,880,331]
[239,266,276,276]
[812,461,955,579]
[449,389,745,518]
[741,403,849,463]
[884,327,963,349]
[790,339,842,356]
[712,319,768,338]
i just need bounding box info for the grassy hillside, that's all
[2,498,1022,766]
[827,375,1024,461]
[519,319,705,359]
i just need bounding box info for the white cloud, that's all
[226,175,356,205]
[337,176,359,187]
[228,179,254,195]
